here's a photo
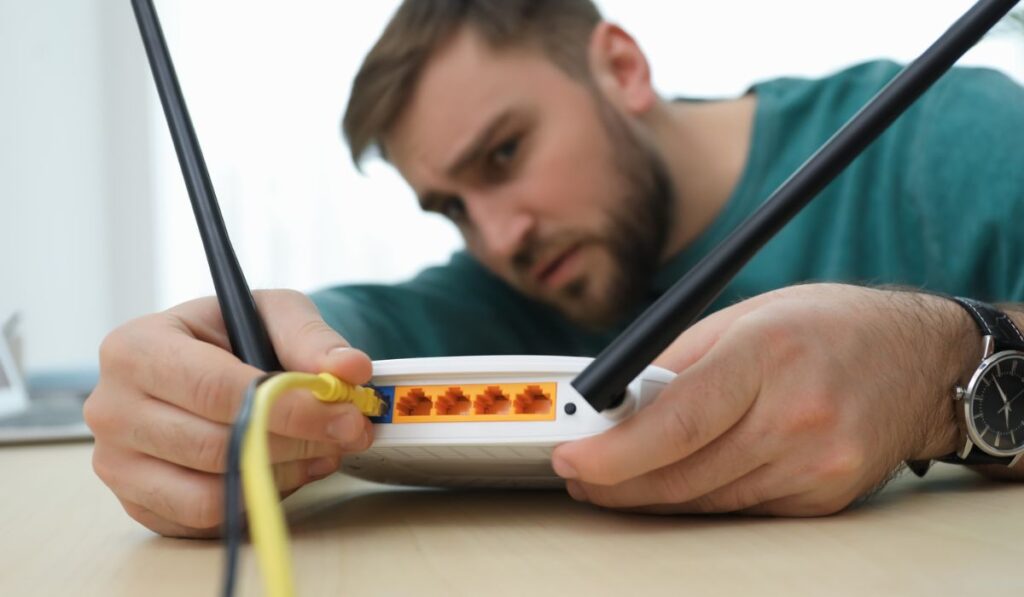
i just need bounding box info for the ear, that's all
[587,22,656,115]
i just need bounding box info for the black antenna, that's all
[573,0,1020,411]
[131,0,282,371]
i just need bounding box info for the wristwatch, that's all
[910,297,1024,476]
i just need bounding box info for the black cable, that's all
[221,374,274,597]
[572,0,1020,411]
[130,0,282,372]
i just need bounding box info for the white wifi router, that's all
[341,355,674,488]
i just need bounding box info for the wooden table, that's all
[1,443,1021,596]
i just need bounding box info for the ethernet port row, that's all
[391,382,557,422]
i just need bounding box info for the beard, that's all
[511,95,675,329]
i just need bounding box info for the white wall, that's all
[0,1,154,372]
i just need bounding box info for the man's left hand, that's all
[551,283,975,515]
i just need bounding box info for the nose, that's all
[468,195,535,261]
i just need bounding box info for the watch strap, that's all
[938,451,1014,466]
[906,450,1014,477]
[952,296,1024,351]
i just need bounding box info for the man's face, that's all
[387,27,673,328]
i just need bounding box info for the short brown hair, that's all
[343,0,602,167]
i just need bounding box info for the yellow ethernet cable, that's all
[241,373,385,597]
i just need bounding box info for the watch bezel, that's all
[962,349,1024,457]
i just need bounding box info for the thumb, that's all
[255,289,373,385]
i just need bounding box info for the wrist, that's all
[905,292,978,461]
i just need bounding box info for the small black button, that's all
[564,403,577,415]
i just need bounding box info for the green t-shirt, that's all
[313,60,1024,360]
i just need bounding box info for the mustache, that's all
[511,234,593,279]
[511,237,540,273]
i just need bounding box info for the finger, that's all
[103,396,362,473]
[254,290,372,384]
[612,463,797,515]
[739,479,869,518]
[119,498,221,539]
[565,414,773,508]
[92,443,337,530]
[553,328,763,485]
[92,442,226,530]
[108,324,374,444]
[689,447,877,517]
[100,314,263,422]
[737,495,829,517]
[164,290,371,384]
[116,467,336,538]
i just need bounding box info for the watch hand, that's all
[991,380,1013,428]
[994,379,1009,405]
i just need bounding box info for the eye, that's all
[439,197,468,224]
[488,137,519,170]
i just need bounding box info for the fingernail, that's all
[328,346,352,357]
[566,480,588,502]
[342,429,370,451]
[307,457,338,478]
[326,413,362,442]
[551,456,578,479]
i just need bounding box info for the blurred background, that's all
[2,1,1023,375]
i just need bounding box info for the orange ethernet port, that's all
[395,388,433,417]
[513,385,553,415]
[473,386,511,415]
[435,387,472,416]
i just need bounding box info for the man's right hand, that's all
[83,290,374,538]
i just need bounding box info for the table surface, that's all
[0,442,1021,597]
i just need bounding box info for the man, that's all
[85,0,1024,538]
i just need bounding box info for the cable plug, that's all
[312,373,385,417]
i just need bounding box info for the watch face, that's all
[967,351,1024,455]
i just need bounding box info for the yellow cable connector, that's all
[311,372,385,416]
[242,372,385,597]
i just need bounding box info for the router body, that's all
[340,355,674,488]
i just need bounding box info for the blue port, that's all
[369,385,394,424]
